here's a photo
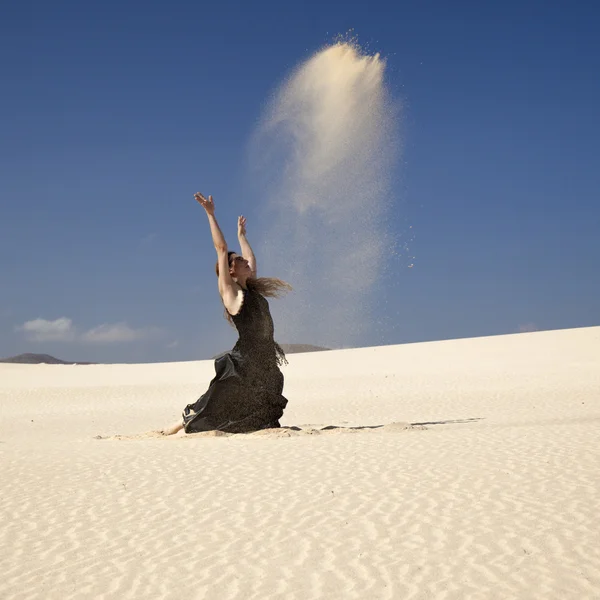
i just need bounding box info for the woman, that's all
[162,192,291,435]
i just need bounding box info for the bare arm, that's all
[195,193,227,251]
[237,215,257,278]
[194,193,240,311]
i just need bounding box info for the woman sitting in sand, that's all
[162,192,291,435]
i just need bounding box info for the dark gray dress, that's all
[182,284,288,433]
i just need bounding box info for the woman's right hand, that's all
[194,192,215,215]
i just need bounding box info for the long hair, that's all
[215,251,292,325]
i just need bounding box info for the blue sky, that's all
[1,0,598,363]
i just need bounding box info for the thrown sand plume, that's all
[251,43,399,348]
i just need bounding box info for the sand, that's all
[1,326,599,599]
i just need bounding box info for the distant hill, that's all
[0,353,93,365]
[211,344,330,359]
[2,346,331,365]
[279,344,330,354]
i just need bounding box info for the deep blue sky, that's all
[1,0,598,362]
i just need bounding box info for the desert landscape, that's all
[1,326,599,599]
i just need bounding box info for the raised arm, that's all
[237,215,257,278]
[194,193,239,311]
[195,193,227,251]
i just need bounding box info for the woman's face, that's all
[229,254,251,278]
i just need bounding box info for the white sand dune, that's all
[1,326,599,599]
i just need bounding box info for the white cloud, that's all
[16,318,161,344]
[81,323,160,344]
[166,340,179,349]
[16,317,76,342]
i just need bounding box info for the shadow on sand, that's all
[302,417,484,432]
[96,418,484,440]
[410,417,485,426]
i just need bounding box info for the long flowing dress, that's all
[182,284,288,433]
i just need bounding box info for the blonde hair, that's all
[215,253,292,325]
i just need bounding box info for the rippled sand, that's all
[1,327,599,599]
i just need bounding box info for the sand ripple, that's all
[1,420,599,599]
[1,327,599,599]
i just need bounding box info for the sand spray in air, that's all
[250,42,401,348]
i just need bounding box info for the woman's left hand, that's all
[237,215,247,237]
